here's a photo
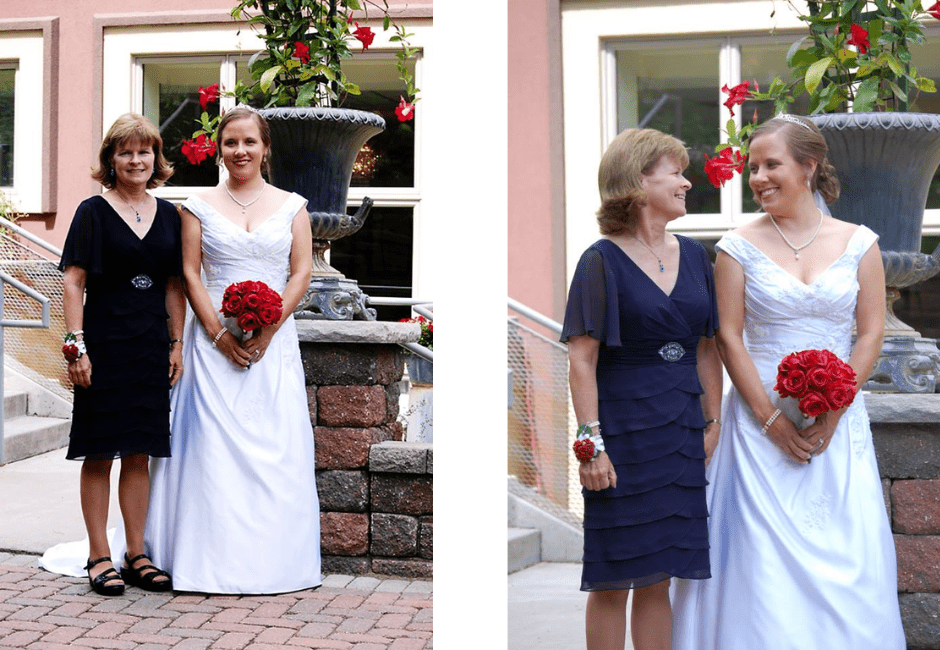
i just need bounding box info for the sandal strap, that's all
[84,556,113,571]
[124,553,150,566]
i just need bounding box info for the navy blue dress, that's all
[59,195,182,460]
[561,236,717,591]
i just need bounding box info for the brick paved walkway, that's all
[0,554,432,650]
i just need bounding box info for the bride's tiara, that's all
[773,113,813,131]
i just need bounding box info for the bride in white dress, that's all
[671,114,905,648]
[145,106,321,594]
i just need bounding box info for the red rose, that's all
[826,359,856,382]
[238,312,261,332]
[220,294,243,317]
[63,344,80,363]
[395,96,415,122]
[352,23,375,51]
[930,2,940,21]
[775,369,807,398]
[198,84,219,111]
[799,392,829,418]
[244,293,262,310]
[807,366,830,390]
[721,80,751,117]
[573,438,595,463]
[293,41,311,64]
[801,349,829,369]
[846,23,870,55]
[824,381,857,411]
[181,134,216,165]
[704,147,745,188]
[258,305,278,326]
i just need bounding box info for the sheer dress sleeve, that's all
[58,198,102,274]
[560,243,622,347]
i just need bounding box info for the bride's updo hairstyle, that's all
[596,128,689,235]
[215,106,272,173]
[750,115,840,203]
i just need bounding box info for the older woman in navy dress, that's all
[562,128,722,650]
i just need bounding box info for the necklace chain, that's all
[632,235,667,272]
[114,190,148,223]
[224,181,266,214]
[768,209,824,260]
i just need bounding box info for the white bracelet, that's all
[212,328,226,346]
[760,409,782,435]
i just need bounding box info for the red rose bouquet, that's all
[573,438,596,464]
[219,280,283,334]
[774,349,858,418]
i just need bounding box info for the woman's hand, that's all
[68,355,92,388]
[799,409,843,458]
[765,412,815,463]
[168,345,184,387]
[215,329,253,369]
[242,326,275,367]
[579,451,617,491]
[704,421,721,466]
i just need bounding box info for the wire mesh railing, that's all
[0,226,70,403]
[508,299,583,520]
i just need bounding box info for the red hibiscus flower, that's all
[930,2,940,20]
[181,134,217,165]
[721,80,751,117]
[846,23,869,54]
[395,96,415,122]
[293,41,311,64]
[198,84,219,111]
[352,23,375,51]
[703,147,746,188]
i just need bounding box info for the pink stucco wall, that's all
[0,0,431,249]
[507,0,566,324]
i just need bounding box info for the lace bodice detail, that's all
[182,193,305,302]
[715,226,878,381]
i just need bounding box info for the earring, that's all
[109,168,115,179]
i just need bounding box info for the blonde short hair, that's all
[596,129,689,235]
[92,113,173,189]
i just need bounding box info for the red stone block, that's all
[315,427,386,469]
[895,535,940,592]
[318,386,388,427]
[892,480,940,535]
[320,513,369,556]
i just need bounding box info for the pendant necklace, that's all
[225,181,266,215]
[632,235,667,272]
[115,191,147,223]
[769,208,824,260]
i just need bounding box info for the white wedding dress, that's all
[40,192,322,594]
[671,225,905,649]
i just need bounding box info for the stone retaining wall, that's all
[869,394,940,650]
[297,322,432,580]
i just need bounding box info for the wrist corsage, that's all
[573,421,606,463]
[62,331,86,363]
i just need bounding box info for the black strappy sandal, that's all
[84,556,125,596]
[121,553,173,592]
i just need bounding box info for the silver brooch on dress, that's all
[130,274,153,290]
[658,342,685,362]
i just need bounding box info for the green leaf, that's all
[840,0,858,17]
[888,80,908,102]
[883,52,905,77]
[296,82,319,107]
[786,36,810,65]
[916,77,937,93]
[834,48,857,65]
[344,82,361,95]
[259,64,283,93]
[805,56,835,95]
[853,77,879,112]
[384,15,390,31]
[726,118,738,140]
[285,59,301,70]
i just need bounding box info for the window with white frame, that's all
[0,65,13,187]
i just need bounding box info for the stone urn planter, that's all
[809,112,940,393]
[259,106,385,321]
[405,355,433,386]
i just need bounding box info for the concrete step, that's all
[508,527,541,574]
[3,389,28,420]
[2,415,70,465]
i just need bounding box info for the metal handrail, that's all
[365,296,433,362]
[0,269,52,464]
[0,215,63,259]
[508,297,563,335]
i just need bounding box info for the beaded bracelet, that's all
[211,328,226,346]
[760,408,782,435]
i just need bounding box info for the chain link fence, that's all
[508,316,583,520]
[0,232,70,402]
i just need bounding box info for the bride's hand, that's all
[216,330,253,369]
[580,451,617,491]
[799,410,843,457]
[242,327,275,366]
[765,413,815,464]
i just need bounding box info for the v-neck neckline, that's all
[190,194,296,234]
[603,236,683,298]
[732,226,862,287]
[98,194,156,242]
